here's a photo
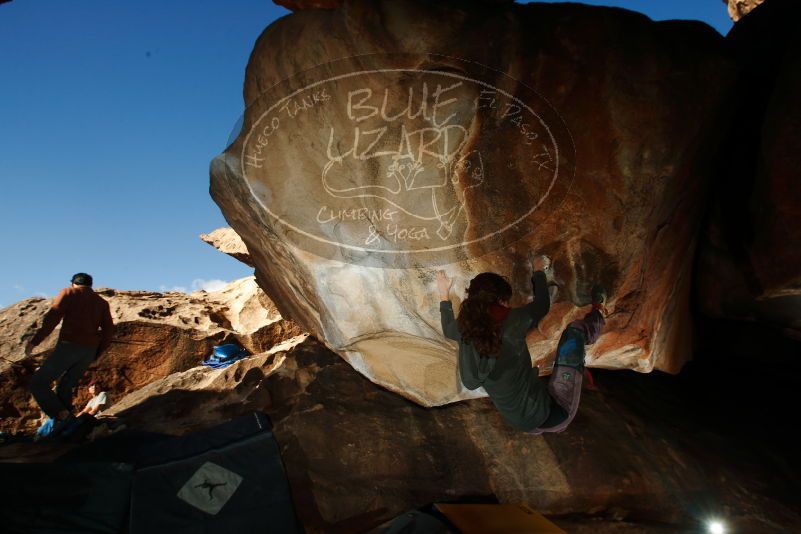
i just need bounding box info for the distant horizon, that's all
[0,0,734,308]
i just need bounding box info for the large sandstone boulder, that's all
[0,277,304,434]
[697,0,801,333]
[211,0,737,406]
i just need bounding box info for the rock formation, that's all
[724,0,767,21]
[105,335,801,533]
[0,277,304,434]
[697,0,801,334]
[200,227,254,267]
[210,0,737,406]
[103,333,308,434]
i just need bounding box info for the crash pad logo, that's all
[237,54,574,265]
[177,461,243,515]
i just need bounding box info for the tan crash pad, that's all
[434,503,566,533]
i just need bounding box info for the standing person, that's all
[437,257,606,433]
[25,273,115,433]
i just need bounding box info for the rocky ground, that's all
[1,254,799,532]
[2,307,799,532]
[114,324,801,533]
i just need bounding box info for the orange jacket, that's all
[31,286,115,355]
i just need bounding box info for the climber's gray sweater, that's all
[440,271,551,431]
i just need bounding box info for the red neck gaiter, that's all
[488,303,510,324]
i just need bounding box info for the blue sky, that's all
[0,1,732,308]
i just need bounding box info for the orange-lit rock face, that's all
[201,227,254,267]
[726,0,767,22]
[211,0,736,406]
[0,277,303,434]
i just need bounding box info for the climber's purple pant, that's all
[530,308,605,435]
[565,308,605,348]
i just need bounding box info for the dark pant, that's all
[29,341,97,419]
[61,413,98,441]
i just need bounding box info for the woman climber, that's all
[437,256,607,433]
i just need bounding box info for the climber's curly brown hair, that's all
[457,272,512,358]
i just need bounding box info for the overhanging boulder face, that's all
[210,0,737,406]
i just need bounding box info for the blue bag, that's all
[202,343,249,369]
